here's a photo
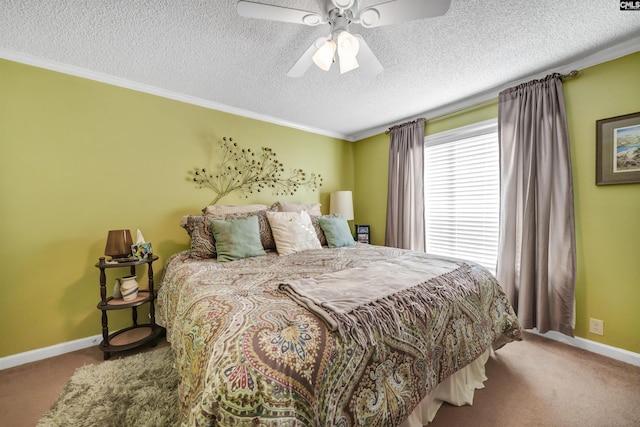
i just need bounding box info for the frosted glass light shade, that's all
[312,39,336,71]
[339,53,359,74]
[330,191,354,220]
[337,31,360,74]
[337,31,359,56]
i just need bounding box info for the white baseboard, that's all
[529,329,640,367]
[0,334,102,371]
[2,330,639,371]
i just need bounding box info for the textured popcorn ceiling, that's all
[1,1,639,140]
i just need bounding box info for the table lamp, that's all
[104,229,133,261]
[330,191,354,220]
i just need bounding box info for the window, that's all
[424,119,499,274]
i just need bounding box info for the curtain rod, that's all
[560,69,579,79]
[384,69,580,134]
[385,117,426,135]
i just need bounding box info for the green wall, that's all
[353,52,640,354]
[566,52,640,351]
[1,52,638,359]
[0,59,353,358]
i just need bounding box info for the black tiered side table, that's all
[95,253,164,359]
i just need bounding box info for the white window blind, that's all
[424,119,499,274]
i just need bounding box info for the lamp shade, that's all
[330,191,354,220]
[104,229,133,259]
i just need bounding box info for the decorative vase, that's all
[120,275,139,301]
[112,278,122,299]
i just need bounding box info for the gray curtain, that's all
[496,74,576,336]
[385,118,426,251]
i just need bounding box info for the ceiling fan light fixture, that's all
[312,39,336,71]
[237,0,453,77]
[339,52,359,74]
[336,31,360,73]
[337,31,359,56]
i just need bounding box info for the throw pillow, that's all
[180,215,218,259]
[266,211,322,255]
[309,213,340,246]
[224,210,276,251]
[318,216,356,248]
[275,201,322,216]
[210,216,267,262]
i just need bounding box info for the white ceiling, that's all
[2,1,639,141]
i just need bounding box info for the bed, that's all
[157,206,522,426]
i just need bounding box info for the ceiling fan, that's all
[236,0,452,77]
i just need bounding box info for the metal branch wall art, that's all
[189,137,323,205]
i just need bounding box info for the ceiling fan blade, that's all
[358,0,451,28]
[353,35,383,75]
[237,1,323,26]
[287,37,327,77]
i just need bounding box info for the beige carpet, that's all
[0,340,169,427]
[1,333,639,426]
[430,333,640,427]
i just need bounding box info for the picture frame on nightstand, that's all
[355,224,370,244]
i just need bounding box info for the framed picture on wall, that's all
[596,111,640,185]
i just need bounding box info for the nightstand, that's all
[95,253,164,359]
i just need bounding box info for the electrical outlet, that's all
[589,318,604,336]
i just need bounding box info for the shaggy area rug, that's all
[37,348,179,427]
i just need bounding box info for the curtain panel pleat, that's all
[496,74,577,336]
[385,119,426,251]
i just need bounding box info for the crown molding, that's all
[349,34,640,142]
[3,33,639,144]
[0,48,350,141]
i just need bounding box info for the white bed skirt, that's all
[400,349,491,426]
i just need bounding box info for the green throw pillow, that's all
[210,216,266,262]
[318,216,356,248]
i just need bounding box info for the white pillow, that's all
[276,201,322,216]
[202,204,268,215]
[266,211,322,255]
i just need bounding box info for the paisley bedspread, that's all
[157,244,522,427]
